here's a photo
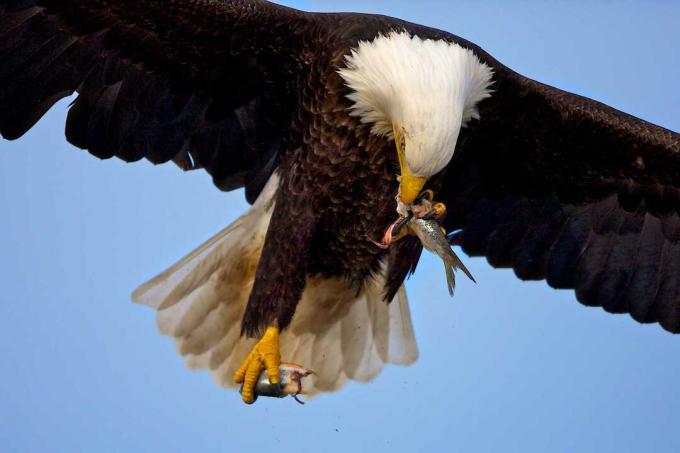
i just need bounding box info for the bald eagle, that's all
[1,0,678,403]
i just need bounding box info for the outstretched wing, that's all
[439,45,680,333]
[324,13,679,332]
[0,0,308,201]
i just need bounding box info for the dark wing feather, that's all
[0,0,309,202]
[384,236,423,303]
[439,50,680,333]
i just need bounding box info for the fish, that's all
[369,197,475,295]
[380,210,477,296]
[239,362,314,404]
[404,217,476,296]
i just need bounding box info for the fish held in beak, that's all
[372,193,475,295]
[409,216,476,295]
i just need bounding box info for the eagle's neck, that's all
[338,32,493,178]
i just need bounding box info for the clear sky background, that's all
[1,1,679,452]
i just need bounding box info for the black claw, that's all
[416,189,434,203]
[392,212,413,236]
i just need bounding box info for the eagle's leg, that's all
[234,326,281,404]
[234,185,318,404]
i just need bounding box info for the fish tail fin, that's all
[453,253,476,284]
[444,263,456,296]
[442,248,475,296]
[444,246,476,284]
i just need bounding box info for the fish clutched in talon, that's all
[372,191,475,294]
[239,362,314,405]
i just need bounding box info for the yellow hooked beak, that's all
[394,127,426,204]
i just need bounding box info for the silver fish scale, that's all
[409,218,475,295]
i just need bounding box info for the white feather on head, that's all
[339,31,494,178]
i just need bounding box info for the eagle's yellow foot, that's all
[432,202,447,221]
[234,326,281,404]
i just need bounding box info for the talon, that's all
[432,202,447,221]
[369,237,390,249]
[234,326,281,404]
[293,393,305,405]
[390,212,414,242]
[417,189,434,203]
[370,216,403,249]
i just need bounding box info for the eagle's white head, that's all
[339,32,493,203]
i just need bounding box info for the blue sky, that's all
[1,1,679,452]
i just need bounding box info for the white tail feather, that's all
[133,174,418,396]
